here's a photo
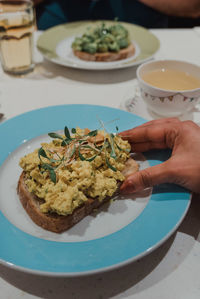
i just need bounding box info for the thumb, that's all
[120,161,172,193]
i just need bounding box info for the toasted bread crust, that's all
[17,158,139,233]
[73,44,135,62]
[17,172,109,233]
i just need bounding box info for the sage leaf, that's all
[49,158,60,163]
[38,147,49,160]
[64,126,71,139]
[41,163,55,171]
[40,163,57,183]
[49,169,56,184]
[48,132,64,140]
[71,128,76,134]
[88,130,98,137]
[61,138,71,146]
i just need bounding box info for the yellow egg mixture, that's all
[19,128,131,216]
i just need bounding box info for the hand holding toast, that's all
[120,118,200,194]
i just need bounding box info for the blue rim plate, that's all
[0,104,190,276]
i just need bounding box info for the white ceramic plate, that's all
[0,104,190,276]
[37,21,160,70]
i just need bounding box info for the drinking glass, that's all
[0,0,35,75]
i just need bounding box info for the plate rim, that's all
[0,104,190,277]
[0,197,191,277]
[36,20,160,70]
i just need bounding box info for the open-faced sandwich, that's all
[17,126,139,233]
[71,22,135,62]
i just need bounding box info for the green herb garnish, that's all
[64,126,71,140]
[38,147,49,160]
[105,156,117,172]
[38,124,128,183]
[87,130,98,137]
[48,132,63,140]
[72,21,130,54]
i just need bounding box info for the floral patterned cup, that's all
[136,60,200,117]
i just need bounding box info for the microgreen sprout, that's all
[38,122,128,183]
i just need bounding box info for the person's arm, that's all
[139,0,200,18]
[119,118,200,194]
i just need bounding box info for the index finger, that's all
[120,117,180,134]
[120,125,167,143]
[119,118,180,140]
[119,121,179,146]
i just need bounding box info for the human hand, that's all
[119,118,200,194]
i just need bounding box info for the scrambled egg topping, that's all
[19,128,131,216]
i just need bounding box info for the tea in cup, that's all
[136,60,200,117]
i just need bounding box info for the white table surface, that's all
[1,28,200,299]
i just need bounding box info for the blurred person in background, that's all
[33,0,200,30]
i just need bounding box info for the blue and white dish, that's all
[0,104,190,276]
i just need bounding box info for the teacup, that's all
[136,60,200,117]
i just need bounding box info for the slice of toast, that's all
[73,44,135,62]
[17,158,139,233]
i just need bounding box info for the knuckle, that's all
[167,117,180,123]
[181,120,199,135]
[165,127,179,148]
[182,120,197,128]
[139,169,152,188]
[126,177,133,186]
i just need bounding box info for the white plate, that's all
[0,104,190,276]
[37,21,160,70]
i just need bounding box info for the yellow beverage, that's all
[142,68,200,91]
[0,1,35,75]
